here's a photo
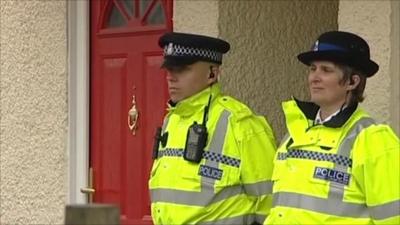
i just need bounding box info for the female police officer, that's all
[265,31,399,224]
[149,32,277,225]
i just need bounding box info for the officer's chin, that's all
[169,92,179,102]
[168,95,183,105]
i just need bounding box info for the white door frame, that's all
[67,0,90,204]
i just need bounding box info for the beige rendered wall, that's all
[339,0,400,135]
[219,0,338,140]
[391,0,400,135]
[173,0,219,37]
[0,1,67,224]
[174,0,338,140]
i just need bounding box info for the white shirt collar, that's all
[315,108,343,125]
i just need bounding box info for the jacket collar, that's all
[167,83,221,117]
[293,98,358,128]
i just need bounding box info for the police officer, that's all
[148,32,277,224]
[265,31,400,224]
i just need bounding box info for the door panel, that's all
[90,1,172,224]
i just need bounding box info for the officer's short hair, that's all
[337,63,367,104]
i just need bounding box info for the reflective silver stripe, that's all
[328,117,375,199]
[337,117,375,159]
[255,214,267,224]
[151,110,262,223]
[150,184,243,206]
[162,116,170,133]
[202,110,230,194]
[206,110,230,166]
[244,181,273,196]
[198,214,261,225]
[280,133,290,146]
[274,118,380,219]
[369,200,400,220]
[151,110,245,207]
[274,192,370,218]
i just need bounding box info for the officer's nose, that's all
[166,71,177,82]
[308,70,321,84]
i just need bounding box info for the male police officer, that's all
[149,32,277,224]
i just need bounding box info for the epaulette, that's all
[216,96,253,121]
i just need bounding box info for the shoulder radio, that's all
[184,122,208,163]
[183,95,212,163]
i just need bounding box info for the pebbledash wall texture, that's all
[0,0,68,224]
[218,0,338,139]
[0,0,398,224]
[338,0,400,135]
[175,0,339,140]
[175,0,399,139]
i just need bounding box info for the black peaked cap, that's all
[297,31,379,77]
[159,32,230,67]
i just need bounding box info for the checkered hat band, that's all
[164,44,223,62]
[158,148,241,168]
[277,149,352,167]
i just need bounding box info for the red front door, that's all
[90,0,172,224]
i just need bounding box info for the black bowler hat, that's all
[297,31,379,77]
[159,32,230,67]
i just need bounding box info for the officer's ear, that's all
[209,72,215,79]
[347,75,360,90]
[208,66,219,81]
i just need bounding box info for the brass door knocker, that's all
[128,95,139,135]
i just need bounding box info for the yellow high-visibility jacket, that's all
[265,99,400,225]
[149,83,276,225]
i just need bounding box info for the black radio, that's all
[183,122,208,163]
[183,94,212,163]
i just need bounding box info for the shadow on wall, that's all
[219,0,338,140]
